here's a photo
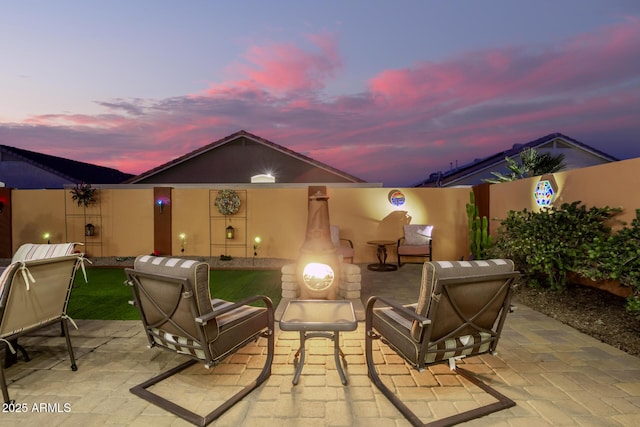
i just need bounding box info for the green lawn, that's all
[68,268,283,320]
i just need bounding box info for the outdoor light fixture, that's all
[42,232,51,244]
[157,199,165,213]
[388,189,406,207]
[250,173,276,183]
[226,225,235,239]
[534,175,559,208]
[85,223,95,236]
[253,236,261,256]
[179,233,186,253]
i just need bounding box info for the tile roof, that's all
[126,130,366,184]
[415,132,618,187]
[0,145,133,184]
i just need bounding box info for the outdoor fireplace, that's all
[296,186,341,300]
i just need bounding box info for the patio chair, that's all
[1,242,84,368]
[125,255,275,426]
[330,225,354,263]
[0,254,86,403]
[397,224,433,267]
[365,259,520,426]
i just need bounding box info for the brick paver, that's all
[2,264,639,426]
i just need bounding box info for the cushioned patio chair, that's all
[330,225,355,263]
[365,259,520,426]
[125,255,275,426]
[397,224,433,267]
[1,242,84,368]
[0,253,86,403]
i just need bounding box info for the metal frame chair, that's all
[126,255,274,426]
[397,224,433,267]
[1,254,85,403]
[365,260,519,426]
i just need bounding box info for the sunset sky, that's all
[1,1,639,186]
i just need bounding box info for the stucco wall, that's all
[9,186,470,263]
[8,157,640,263]
[490,157,640,233]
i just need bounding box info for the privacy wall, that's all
[6,156,640,263]
[7,186,470,263]
[490,157,640,232]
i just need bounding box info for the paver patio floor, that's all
[2,264,639,426]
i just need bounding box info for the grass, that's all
[68,267,283,320]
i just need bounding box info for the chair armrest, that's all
[196,295,274,325]
[339,238,354,248]
[397,237,405,247]
[365,295,431,327]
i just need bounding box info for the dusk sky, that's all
[1,1,639,186]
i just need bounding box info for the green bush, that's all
[580,209,640,315]
[491,202,640,316]
[491,201,621,290]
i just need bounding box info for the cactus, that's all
[466,192,492,259]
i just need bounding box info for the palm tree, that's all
[484,147,566,183]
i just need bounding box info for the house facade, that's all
[126,130,366,185]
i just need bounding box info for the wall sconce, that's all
[42,232,51,244]
[253,236,261,256]
[179,233,187,253]
[85,223,95,236]
[387,189,406,207]
[226,225,235,239]
[534,175,559,208]
[157,199,166,213]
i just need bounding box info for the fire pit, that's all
[296,186,341,299]
[277,186,363,321]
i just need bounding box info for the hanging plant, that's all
[71,183,97,207]
[214,189,241,215]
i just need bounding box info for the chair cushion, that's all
[208,299,269,361]
[372,305,494,365]
[0,255,81,338]
[411,259,515,341]
[133,256,215,340]
[12,243,79,262]
[337,246,354,260]
[330,226,340,246]
[403,225,433,245]
[148,298,268,363]
[134,255,212,318]
[398,245,429,255]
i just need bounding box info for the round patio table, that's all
[366,240,398,271]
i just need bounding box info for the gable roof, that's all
[0,144,134,184]
[415,132,618,187]
[126,130,366,184]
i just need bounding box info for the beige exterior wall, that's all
[11,190,66,244]
[9,186,470,263]
[490,157,640,233]
[8,157,640,263]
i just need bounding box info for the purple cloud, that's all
[1,17,639,186]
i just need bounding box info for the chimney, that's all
[296,186,341,300]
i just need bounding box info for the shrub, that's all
[491,202,640,316]
[490,201,621,290]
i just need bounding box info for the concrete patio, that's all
[2,263,640,426]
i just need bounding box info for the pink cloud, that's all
[206,32,341,96]
[2,20,639,186]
